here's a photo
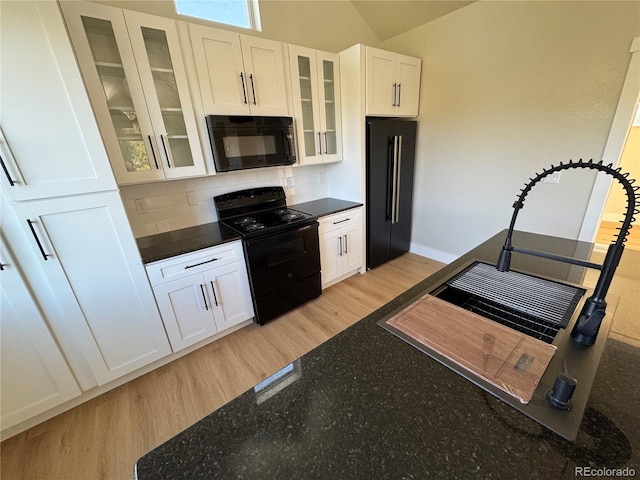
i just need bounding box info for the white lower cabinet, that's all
[0,240,81,431]
[147,242,254,351]
[318,207,363,288]
[11,191,172,386]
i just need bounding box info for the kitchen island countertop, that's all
[135,230,639,478]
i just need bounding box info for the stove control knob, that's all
[546,372,577,410]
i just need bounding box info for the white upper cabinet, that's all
[0,1,116,201]
[189,24,289,116]
[290,46,342,165]
[61,2,206,185]
[365,47,421,117]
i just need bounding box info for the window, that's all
[174,0,261,30]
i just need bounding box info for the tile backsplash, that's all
[120,164,328,238]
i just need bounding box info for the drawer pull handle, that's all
[333,218,350,225]
[184,257,218,269]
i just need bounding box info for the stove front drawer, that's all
[245,222,320,298]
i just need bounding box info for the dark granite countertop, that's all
[290,198,363,218]
[135,230,639,478]
[137,222,240,264]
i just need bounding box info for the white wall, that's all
[92,0,382,51]
[602,125,640,222]
[382,1,640,261]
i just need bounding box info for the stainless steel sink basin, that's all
[430,261,586,344]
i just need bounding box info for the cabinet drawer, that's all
[319,208,362,234]
[146,241,244,286]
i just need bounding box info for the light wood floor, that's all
[595,220,640,250]
[0,253,444,480]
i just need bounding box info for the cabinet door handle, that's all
[0,154,16,186]
[26,219,51,261]
[249,73,257,105]
[323,132,328,154]
[240,73,248,104]
[200,284,209,310]
[333,218,350,225]
[344,234,348,254]
[184,257,218,269]
[397,83,402,107]
[147,135,159,169]
[317,132,322,154]
[210,281,219,307]
[392,82,397,106]
[160,134,172,168]
[338,236,343,256]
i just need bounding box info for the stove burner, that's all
[244,223,266,232]
[281,212,303,221]
[235,216,257,226]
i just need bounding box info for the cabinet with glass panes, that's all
[289,46,342,165]
[61,2,206,184]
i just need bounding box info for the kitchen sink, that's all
[430,261,586,344]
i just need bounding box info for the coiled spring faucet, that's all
[496,159,639,346]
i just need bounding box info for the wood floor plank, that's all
[0,253,444,480]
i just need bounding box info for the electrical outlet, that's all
[542,171,562,184]
[284,177,294,189]
[187,191,198,205]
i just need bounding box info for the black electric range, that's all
[214,187,321,324]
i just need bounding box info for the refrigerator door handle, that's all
[395,135,403,223]
[385,137,394,221]
[391,136,399,224]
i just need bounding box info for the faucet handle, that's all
[546,362,577,410]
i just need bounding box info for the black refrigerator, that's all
[366,118,417,269]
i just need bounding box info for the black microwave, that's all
[205,115,296,172]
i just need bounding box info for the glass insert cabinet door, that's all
[78,13,159,180]
[296,54,318,158]
[60,2,205,184]
[128,14,205,177]
[321,58,338,157]
[318,52,342,163]
[290,46,342,165]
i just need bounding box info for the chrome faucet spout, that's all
[496,159,638,346]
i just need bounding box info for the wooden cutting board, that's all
[386,294,557,404]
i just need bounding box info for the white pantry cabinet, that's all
[365,47,421,117]
[289,46,342,165]
[318,208,363,288]
[61,2,206,185]
[11,191,171,386]
[0,238,81,433]
[189,24,289,116]
[0,1,116,201]
[147,242,254,351]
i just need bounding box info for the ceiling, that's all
[349,0,476,41]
